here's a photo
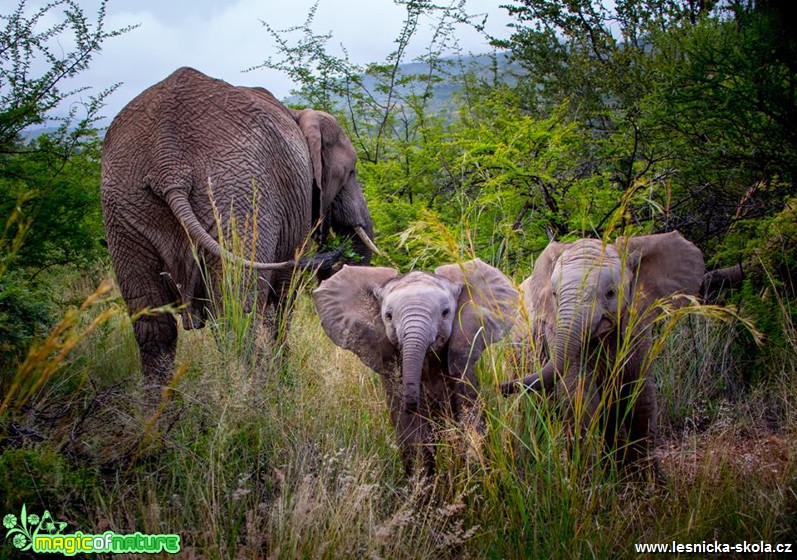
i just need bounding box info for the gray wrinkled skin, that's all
[313,260,518,476]
[101,67,374,384]
[502,232,705,481]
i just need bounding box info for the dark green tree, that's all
[0,0,131,368]
[498,0,795,250]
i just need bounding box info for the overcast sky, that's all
[9,0,516,124]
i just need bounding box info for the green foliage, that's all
[498,0,796,259]
[0,447,95,512]
[0,0,128,371]
[637,6,797,253]
[0,271,51,368]
[318,233,363,263]
[0,0,132,149]
[259,0,797,279]
[0,133,105,273]
[0,0,124,274]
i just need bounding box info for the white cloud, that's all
[15,0,513,123]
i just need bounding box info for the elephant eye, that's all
[385,311,393,321]
[441,307,450,318]
[606,289,616,299]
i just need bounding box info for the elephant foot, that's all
[402,443,436,479]
[619,452,667,488]
[650,456,668,487]
[139,359,180,414]
[135,313,178,392]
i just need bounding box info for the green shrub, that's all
[0,273,52,370]
[0,447,95,513]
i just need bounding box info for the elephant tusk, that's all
[354,226,383,257]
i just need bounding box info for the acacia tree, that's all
[497,1,795,252]
[254,0,500,267]
[1,0,132,269]
[255,0,487,163]
[0,0,132,153]
[0,0,131,367]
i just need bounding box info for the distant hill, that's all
[283,51,521,112]
[19,126,64,143]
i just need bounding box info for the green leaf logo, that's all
[37,510,67,534]
[3,504,68,551]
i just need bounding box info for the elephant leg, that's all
[260,271,294,342]
[600,395,640,480]
[379,374,432,475]
[621,376,664,483]
[112,240,179,387]
[398,409,433,477]
[558,373,601,462]
[379,373,402,428]
[134,313,178,387]
[450,369,483,433]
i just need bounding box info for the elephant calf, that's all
[313,259,518,476]
[502,231,705,481]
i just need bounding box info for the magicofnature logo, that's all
[3,504,180,555]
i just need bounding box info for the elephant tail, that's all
[163,188,299,271]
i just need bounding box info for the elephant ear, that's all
[435,259,519,378]
[618,231,705,324]
[312,265,399,376]
[525,241,568,341]
[295,109,323,223]
[514,274,549,364]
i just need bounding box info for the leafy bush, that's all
[0,447,95,512]
[0,135,105,271]
[0,0,128,373]
[0,272,52,369]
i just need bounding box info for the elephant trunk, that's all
[503,302,587,396]
[330,181,375,265]
[399,325,431,413]
[550,306,586,381]
[507,314,584,394]
[508,360,556,394]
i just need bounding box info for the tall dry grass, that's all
[2,225,796,558]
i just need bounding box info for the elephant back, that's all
[101,67,315,322]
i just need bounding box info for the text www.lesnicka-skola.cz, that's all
[635,540,792,554]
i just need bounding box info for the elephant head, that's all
[293,109,375,269]
[313,259,518,415]
[506,231,705,394]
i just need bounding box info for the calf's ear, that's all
[312,265,399,376]
[435,259,519,380]
[617,231,705,325]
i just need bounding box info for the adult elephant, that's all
[101,67,375,384]
[501,232,704,480]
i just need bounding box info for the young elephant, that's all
[313,259,518,475]
[502,231,704,480]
